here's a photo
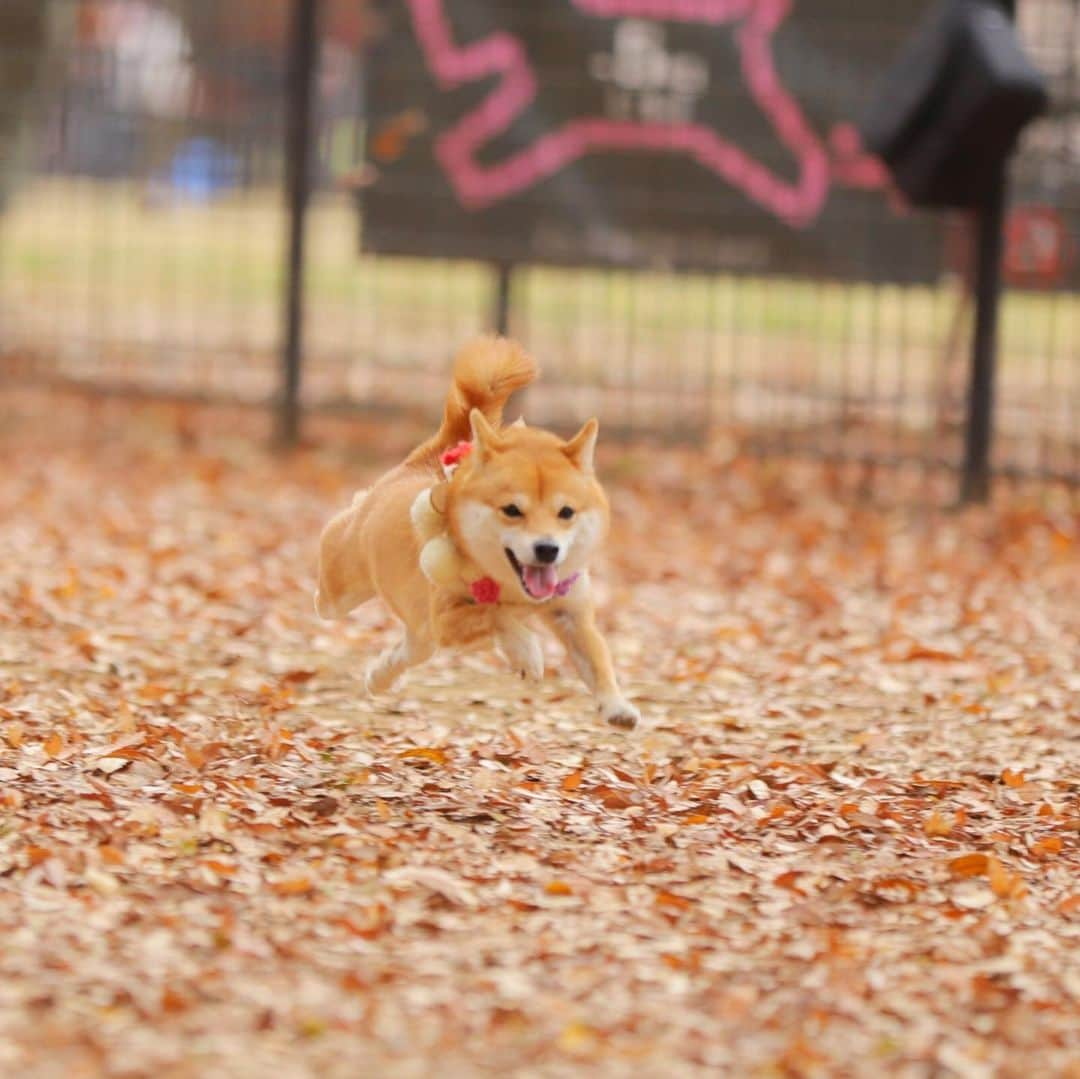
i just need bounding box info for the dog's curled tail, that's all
[408,336,537,466]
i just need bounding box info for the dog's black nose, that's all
[534,542,559,565]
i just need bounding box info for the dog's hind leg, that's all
[314,489,376,619]
[365,628,434,695]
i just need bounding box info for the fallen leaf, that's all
[1031,836,1063,858]
[949,853,990,879]
[271,877,315,897]
[399,747,448,766]
[924,811,953,837]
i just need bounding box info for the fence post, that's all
[492,262,514,335]
[277,0,319,448]
[959,0,1016,503]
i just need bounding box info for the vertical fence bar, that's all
[959,0,1016,503]
[277,0,319,447]
[492,262,513,335]
[959,171,1009,503]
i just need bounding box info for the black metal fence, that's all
[1,0,1077,495]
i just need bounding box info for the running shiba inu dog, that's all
[315,336,639,729]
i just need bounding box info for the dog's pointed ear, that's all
[563,417,599,473]
[469,408,499,462]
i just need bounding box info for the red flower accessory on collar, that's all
[469,577,501,605]
[440,441,473,472]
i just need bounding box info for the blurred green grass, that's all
[1,178,1076,372]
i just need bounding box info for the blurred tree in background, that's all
[0,0,378,206]
[0,1,72,209]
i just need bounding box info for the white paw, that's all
[364,657,398,696]
[497,629,544,682]
[599,697,640,730]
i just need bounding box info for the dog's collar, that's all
[470,572,580,606]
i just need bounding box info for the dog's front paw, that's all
[599,697,640,730]
[364,658,398,695]
[497,627,544,682]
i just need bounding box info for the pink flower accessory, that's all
[554,572,581,597]
[440,440,473,477]
[469,577,501,605]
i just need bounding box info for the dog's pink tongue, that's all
[523,564,558,599]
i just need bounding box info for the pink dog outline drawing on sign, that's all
[405,0,888,228]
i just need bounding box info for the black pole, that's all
[959,0,1015,504]
[492,262,513,335]
[277,0,319,448]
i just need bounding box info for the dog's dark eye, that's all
[558,506,575,520]
[501,504,523,518]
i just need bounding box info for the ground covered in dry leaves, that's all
[1,388,1078,1079]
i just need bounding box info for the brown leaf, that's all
[306,796,339,818]
[281,669,317,685]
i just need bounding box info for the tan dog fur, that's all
[315,336,639,729]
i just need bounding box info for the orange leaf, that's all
[399,747,448,766]
[561,771,584,792]
[26,846,51,866]
[99,845,125,866]
[1001,769,1025,788]
[545,880,573,896]
[682,813,711,825]
[1032,836,1063,858]
[949,853,990,878]
[334,908,387,939]
[43,731,63,757]
[272,876,315,897]
[184,743,207,769]
[160,986,190,1014]
[902,644,961,662]
[987,856,1025,900]
[774,871,806,896]
[1057,894,1080,916]
[924,811,952,837]
[871,876,922,899]
[655,890,694,912]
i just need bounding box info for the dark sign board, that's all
[361,0,946,282]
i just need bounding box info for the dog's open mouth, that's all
[505,548,559,600]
